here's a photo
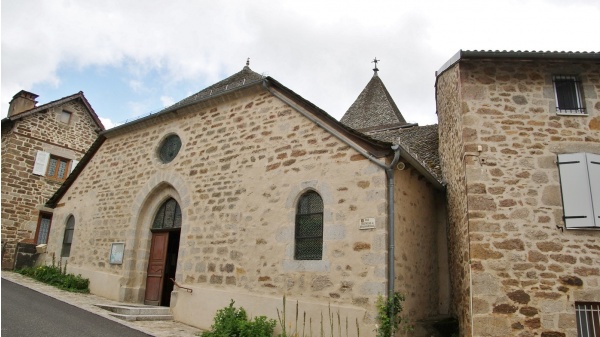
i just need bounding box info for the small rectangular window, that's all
[59,110,72,124]
[35,213,53,245]
[46,155,70,181]
[576,302,599,337]
[553,75,586,115]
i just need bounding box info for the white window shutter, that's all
[32,151,50,176]
[70,160,79,173]
[586,153,600,227]
[557,153,595,228]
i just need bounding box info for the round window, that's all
[158,134,182,163]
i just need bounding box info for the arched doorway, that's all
[144,197,181,306]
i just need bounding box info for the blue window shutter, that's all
[557,153,595,228]
[587,153,600,227]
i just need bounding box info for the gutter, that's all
[263,80,402,329]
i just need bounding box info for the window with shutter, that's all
[32,151,50,175]
[46,155,70,181]
[557,153,599,229]
[295,191,324,260]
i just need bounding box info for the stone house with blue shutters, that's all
[1,90,104,269]
[41,64,452,336]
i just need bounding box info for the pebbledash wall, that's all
[1,97,100,268]
[437,54,600,337]
[46,83,447,335]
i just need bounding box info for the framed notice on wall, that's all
[109,242,125,265]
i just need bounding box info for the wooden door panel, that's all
[144,232,169,305]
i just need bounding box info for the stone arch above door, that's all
[120,172,190,303]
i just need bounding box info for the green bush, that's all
[16,265,89,293]
[201,300,276,337]
[376,292,410,337]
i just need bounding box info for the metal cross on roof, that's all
[372,57,380,73]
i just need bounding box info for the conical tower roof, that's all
[340,71,407,130]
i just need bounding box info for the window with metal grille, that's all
[295,191,323,260]
[35,213,53,245]
[576,302,600,337]
[61,215,75,257]
[553,75,586,114]
[152,198,182,229]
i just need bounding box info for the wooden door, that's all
[144,232,169,305]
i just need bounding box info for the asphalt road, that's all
[1,278,151,337]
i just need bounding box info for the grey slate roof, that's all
[163,66,265,113]
[340,74,407,130]
[367,124,442,183]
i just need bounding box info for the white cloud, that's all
[160,96,175,108]
[2,0,599,125]
[99,117,118,130]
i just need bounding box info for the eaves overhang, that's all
[436,50,600,78]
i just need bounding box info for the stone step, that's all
[108,313,174,322]
[95,304,173,321]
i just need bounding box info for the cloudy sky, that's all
[2,0,599,129]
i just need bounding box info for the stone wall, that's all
[1,100,99,268]
[438,59,600,337]
[393,165,450,335]
[48,87,405,334]
[436,64,473,336]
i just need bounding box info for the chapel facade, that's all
[42,66,451,336]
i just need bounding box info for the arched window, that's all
[152,198,182,229]
[61,215,75,257]
[295,191,323,260]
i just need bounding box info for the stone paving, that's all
[1,271,203,337]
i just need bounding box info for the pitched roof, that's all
[340,73,407,130]
[3,91,105,131]
[367,124,443,184]
[163,66,265,113]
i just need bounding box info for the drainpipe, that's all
[386,146,401,294]
[385,145,401,337]
[263,81,402,331]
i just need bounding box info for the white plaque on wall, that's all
[359,218,376,230]
[109,242,125,265]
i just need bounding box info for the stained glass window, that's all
[159,134,182,163]
[295,191,323,260]
[152,198,182,229]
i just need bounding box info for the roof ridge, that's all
[164,66,264,112]
[7,91,104,130]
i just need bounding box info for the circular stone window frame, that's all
[157,133,182,164]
